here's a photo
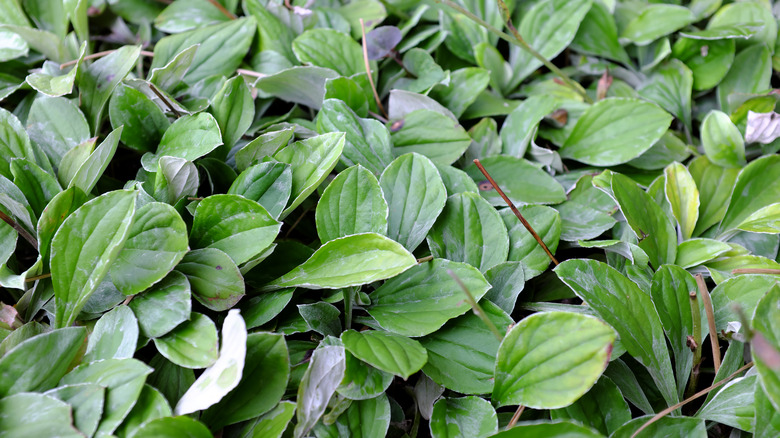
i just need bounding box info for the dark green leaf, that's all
[176,248,245,311]
[128,271,191,339]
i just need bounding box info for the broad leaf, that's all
[228,161,292,219]
[550,376,631,436]
[429,396,497,438]
[292,28,363,77]
[700,110,746,168]
[128,271,191,339]
[210,75,254,150]
[390,109,472,165]
[84,306,138,362]
[78,44,141,131]
[295,345,346,438]
[465,155,566,206]
[154,312,218,369]
[621,4,695,46]
[500,206,561,278]
[664,162,699,240]
[176,248,245,311]
[720,155,780,235]
[142,112,223,172]
[341,330,427,380]
[0,393,82,437]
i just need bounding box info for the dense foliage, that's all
[1,0,780,437]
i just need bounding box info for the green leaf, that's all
[707,1,777,49]
[493,311,615,408]
[239,401,296,438]
[560,98,673,166]
[154,312,218,369]
[129,416,213,438]
[0,24,64,62]
[299,302,341,337]
[554,259,679,406]
[341,330,427,380]
[429,67,490,118]
[752,285,780,412]
[151,18,255,85]
[228,161,291,220]
[338,349,393,400]
[52,190,136,328]
[390,109,472,165]
[78,45,141,132]
[621,4,696,46]
[465,156,566,206]
[673,37,734,91]
[700,110,746,168]
[420,300,512,394]
[379,153,446,252]
[58,137,94,188]
[696,375,755,432]
[0,29,27,61]
[720,155,780,235]
[755,383,780,437]
[506,0,592,90]
[255,66,339,109]
[367,259,491,337]
[152,156,200,205]
[484,262,525,314]
[689,156,739,236]
[109,82,170,153]
[10,158,61,219]
[191,194,280,265]
[664,162,699,240]
[115,384,172,438]
[36,186,88,261]
[60,358,152,434]
[427,191,509,273]
[676,238,732,269]
[429,396,497,438]
[202,332,289,429]
[84,306,138,362]
[490,421,603,438]
[501,206,561,278]
[26,95,90,170]
[393,48,447,93]
[554,175,617,242]
[148,44,198,93]
[571,1,630,64]
[0,393,82,438]
[316,98,394,174]
[266,233,416,290]
[718,44,772,113]
[176,248,245,311]
[628,131,692,171]
[612,173,677,268]
[110,202,189,295]
[25,46,84,97]
[240,288,293,330]
[210,75,254,150]
[315,393,391,438]
[175,309,247,414]
[142,112,223,172]
[295,345,346,438]
[45,383,106,437]
[235,128,294,172]
[0,327,85,396]
[498,95,558,158]
[315,164,388,243]
[292,28,363,77]
[611,416,706,438]
[128,271,191,338]
[154,0,228,33]
[638,60,693,133]
[550,376,631,436]
[274,132,346,218]
[324,76,369,117]
[0,107,37,181]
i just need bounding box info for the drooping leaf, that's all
[295,345,346,438]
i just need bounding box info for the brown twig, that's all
[732,268,780,274]
[24,273,51,282]
[360,19,388,119]
[236,68,267,79]
[121,295,134,306]
[416,255,434,264]
[631,362,754,438]
[205,0,236,19]
[696,274,721,373]
[472,159,558,265]
[0,211,38,251]
[60,49,154,69]
[507,405,525,429]
[148,83,181,118]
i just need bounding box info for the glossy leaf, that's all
[265,233,416,290]
[128,271,192,339]
[676,238,732,269]
[0,108,37,181]
[555,174,616,242]
[700,110,746,168]
[0,393,82,437]
[571,0,630,64]
[84,305,139,362]
[465,155,566,206]
[26,95,90,170]
[115,384,172,438]
[176,248,245,311]
[108,83,170,153]
[228,161,292,219]
[390,109,472,165]
[240,401,296,438]
[316,393,391,438]
[153,156,200,205]
[255,66,339,109]
[493,311,615,408]
[664,162,699,240]
[210,75,254,150]
[295,345,346,438]
[51,190,136,328]
[142,112,223,172]
[550,376,631,436]
[429,396,497,438]
[689,155,739,236]
[45,383,106,437]
[129,416,213,438]
[490,421,604,438]
[717,44,772,113]
[154,312,218,369]
[720,155,780,235]
[621,4,695,46]
[367,259,491,337]
[559,98,672,166]
[696,375,755,432]
[315,164,388,243]
[338,349,394,400]
[555,259,678,406]
[501,206,561,278]
[341,329,427,380]
[78,44,141,131]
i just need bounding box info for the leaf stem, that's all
[360,19,388,119]
[416,255,434,264]
[148,83,181,118]
[507,405,525,429]
[472,159,558,266]
[447,269,503,341]
[732,268,780,274]
[24,273,51,282]
[60,49,154,69]
[0,211,38,251]
[631,362,753,438]
[696,274,721,373]
[436,0,591,103]
[686,289,702,398]
[236,68,268,79]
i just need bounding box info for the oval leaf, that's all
[341,330,427,380]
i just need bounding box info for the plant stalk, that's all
[0,211,38,251]
[686,290,702,399]
[696,274,721,373]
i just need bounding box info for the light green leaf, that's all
[148,44,198,93]
[70,125,121,194]
[755,381,780,437]
[560,98,672,166]
[717,44,772,113]
[52,190,136,328]
[110,202,189,295]
[129,416,213,438]
[265,233,416,290]
[45,383,106,437]
[578,239,650,266]
[638,60,693,132]
[78,45,141,132]
[720,155,780,235]
[610,416,706,438]
[234,128,294,172]
[201,332,289,429]
[752,285,780,412]
[628,131,692,171]
[621,4,696,46]
[115,384,172,438]
[295,345,345,438]
[427,191,509,273]
[316,98,393,174]
[696,375,755,432]
[689,155,739,236]
[379,153,446,252]
[673,37,734,91]
[154,312,218,369]
[612,173,677,268]
[429,67,490,118]
[430,396,497,438]
[0,393,82,438]
[707,1,776,49]
[36,186,88,261]
[676,238,732,269]
[239,401,296,438]
[700,110,746,168]
[292,28,363,77]
[26,44,85,97]
[175,309,247,415]
[142,112,223,172]
[210,75,254,150]
[341,329,427,380]
[191,194,280,265]
[0,327,85,396]
[338,349,393,400]
[109,82,171,153]
[26,95,90,170]
[501,206,561,278]
[499,95,558,158]
[681,24,761,40]
[176,248,245,311]
[315,393,391,438]
[664,162,699,240]
[736,203,780,233]
[150,18,255,85]
[367,259,490,337]
[0,24,64,62]
[274,132,346,218]
[316,164,388,243]
[489,421,603,438]
[84,306,138,362]
[571,1,630,64]
[1,108,39,181]
[154,0,228,33]
[228,161,291,219]
[555,259,679,406]
[493,311,615,408]
[152,156,200,205]
[58,137,94,188]
[554,175,617,242]
[465,156,566,206]
[240,288,293,330]
[390,109,472,165]
[255,66,339,109]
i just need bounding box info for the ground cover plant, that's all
[1,0,780,436]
